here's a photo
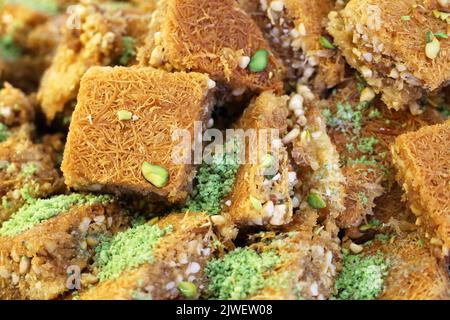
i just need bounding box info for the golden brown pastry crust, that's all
[139,0,284,96]
[62,66,214,203]
[392,120,450,259]
[0,202,131,300]
[328,0,450,110]
[80,212,220,300]
[0,126,64,224]
[222,92,293,227]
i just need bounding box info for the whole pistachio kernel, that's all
[141,162,169,188]
[307,192,326,209]
[260,154,274,168]
[249,195,262,211]
[319,36,336,50]
[117,110,132,121]
[249,49,269,72]
[178,281,197,299]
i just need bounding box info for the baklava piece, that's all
[287,85,346,229]
[38,2,150,122]
[391,120,450,259]
[205,214,341,300]
[0,2,62,91]
[0,83,35,127]
[317,78,443,232]
[62,66,215,204]
[335,233,449,300]
[328,0,450,110]
[239,0,345,91]
[139,0,284,100]
[0,126,64,223]
[80,212,221,300]
[222,92,298,227]
[0,193,131,299]
[372,234,449,300]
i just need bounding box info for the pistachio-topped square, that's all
[391,120,450,258]
[328,0,450,110]
[62,66,214,203]
[0,194,131,300]
[80,212,220,300]
[139,0,284,97]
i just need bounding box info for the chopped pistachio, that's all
[319,36,335,50]
[400,15,411,21]
[374,234,389,244]
[360,219,381,231]
[307,192,326,209]
[356,73,367,91]
[425,37,440,59]
[249,195,262,211]
[357,137,378,154]
[323,101,368,135]
[96,224,172,281]
[368,108,381,119]
[0,34,22,61]
[117,110,133,121]
[425,30,434,44]
[260,154,274,168]
[347,155,379,166]
[178,281,197,299]
[333,252,388,300]
[119,36,136,66]
[185,139,240,215]
[20,163,37,178]
[0,123,10,142]
[0,194,113,237]
[205,247,281,299]
[345,143,355,153]
[142,162,169,188]
[358,191,369,205]
[433,10,450,22]
[249,49,269,72]
[359,224,372,231]
[1,196,10,209]
[434,32,448,39]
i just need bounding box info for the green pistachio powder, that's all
[0,193,113,237]
[205,247,281,300]
[95,224,172,281]
[186,140,241,215]
[119,36,136,66]
[0,123,10,142]
[319,87,389,299]
[333,252,388,300]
